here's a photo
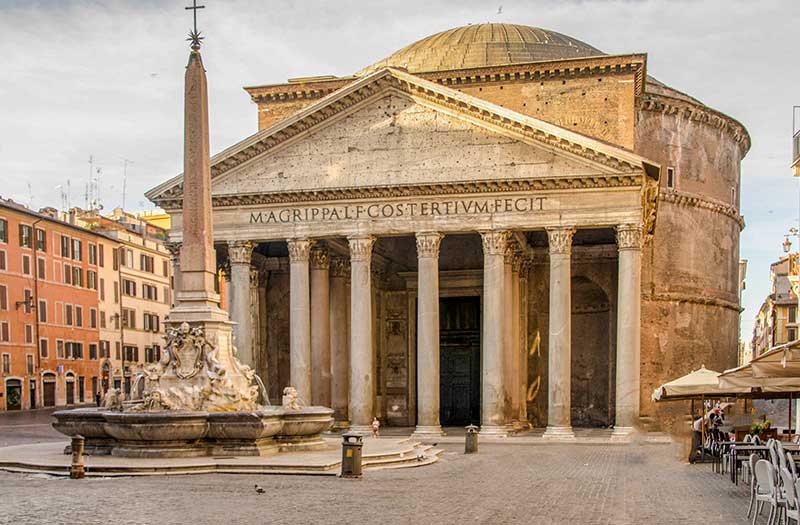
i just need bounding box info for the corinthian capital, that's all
[330,256,350,278]
[228,240,254,265]
[164,241,182,259]
[480,230,510,256]
[546,227,575,255]
[616,224,643,251]
[310,246,330,270]
[347,236,375,263]
[416,232,443,259]
[287,239,314,262]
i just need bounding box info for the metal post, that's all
[70,435,85,479]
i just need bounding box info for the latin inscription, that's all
[249,197,548,224]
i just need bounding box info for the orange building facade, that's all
[0,201,108,410]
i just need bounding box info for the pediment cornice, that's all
[147,68,657,206]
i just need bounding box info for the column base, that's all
[347,425,374,436]
[542,425,576,441]
[331,420,351,432]
[478,425,508,438]
[411,425,444,438]
[610,426,637,442]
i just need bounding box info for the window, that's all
[0,322,9,342]
[99,278,105,301]
[0,250,5,271]
[89,343,98,360]
[21,254,31,275]
[114,281,119,303]
[87,270,97,290]
[100,311,106,329]
[791,306,797,324]
[64,263,72,284]
[145,345,162,363]
[79,376,85,402]
[0,285,6,310]
[162,260,169,276]
[75,306,83,327]
[115,341,121,360]
[72,238,82,261]
[39,338,48,358]
[19,224,32,248]
[143,313,160,333]
[123,345,139,362]
[66,342,83,359]
[112,247,119,270]
[666,166,675,189]
[2,353,9,374]
[100,340,110,358]
[122,279,137,297]
[35,228,46,252]
[90,308,97,329]
[140,254,154,273]
[0,218,7,243]
[56,340,64,359]
[789,328,797,342]
[61,235,70,257]
[72,266,83,287]
[98,244,105,267]
[88,244,97,265]
[143,283,158,301]
[113,312,120,329]
[25,324,33,344]
[54,301,63,324]
[122,308,136,329]
[65,304,73,326]
[23,289,32,314]
[26,354,33,374]
[731,187,737,206]
[37,257,45,279]
[126,249,133,268]
[164,286,170,305]
[92,376,98,397]
[38,300,46,323]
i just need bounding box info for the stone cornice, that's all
[642,291,741,313]
[147,68,656,207]
[638,93,751,154]
[659,188,745,230]
[156,174,642,211]
[244,54,648,104]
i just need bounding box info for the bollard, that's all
[340,432,363,478]
[70,435,85,479]
[465,425,479,454]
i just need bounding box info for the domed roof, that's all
[357,23,604,76]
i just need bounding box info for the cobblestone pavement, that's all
[0,419,753,525]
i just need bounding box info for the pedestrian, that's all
[95,390,102,407]
[371,417,380,438]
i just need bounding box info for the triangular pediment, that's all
[147,68,658,207]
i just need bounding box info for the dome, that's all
[357,23,604,76]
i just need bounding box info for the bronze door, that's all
[439,296,481,426]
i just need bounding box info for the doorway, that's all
[29,379,36,409]
[66,375,75,405]
[439,296,481,426]
[5,379,22,410]
[43,374,55,407]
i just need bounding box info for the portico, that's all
[148,67,659,436]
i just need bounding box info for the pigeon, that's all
[254,484,265,494]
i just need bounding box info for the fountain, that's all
[52,24,332,458]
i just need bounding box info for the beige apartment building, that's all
[77,209,172,394]
[752,256,798,357]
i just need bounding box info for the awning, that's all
[718,341,800,394]
[751,340,800,379]
[652,366,747,401]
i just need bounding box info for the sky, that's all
[0,0,798,341]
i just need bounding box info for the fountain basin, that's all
[207,410,283,456]
[103,411,210,458]
[277,407,334,452]
[52,408,115,456]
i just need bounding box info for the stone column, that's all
[228,241,255,368]
[249,266,260,372]
[543,227,576,441]
[164,241,181,306]
[503,248,515,428]
[287,239,313,404]
[414,232,444,437]
[613,224,643,437]
[518,258,530,428]
[310,246,331,407]
[480,230,509,436]
[348,236,375,434]
[257,270,269,396]
[221,265,232,314]
[330,257,350,428]
[510,254,521,430]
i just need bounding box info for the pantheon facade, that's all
[148,24,749,437]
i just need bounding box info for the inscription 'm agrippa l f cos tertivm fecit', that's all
[249,196,549,224]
